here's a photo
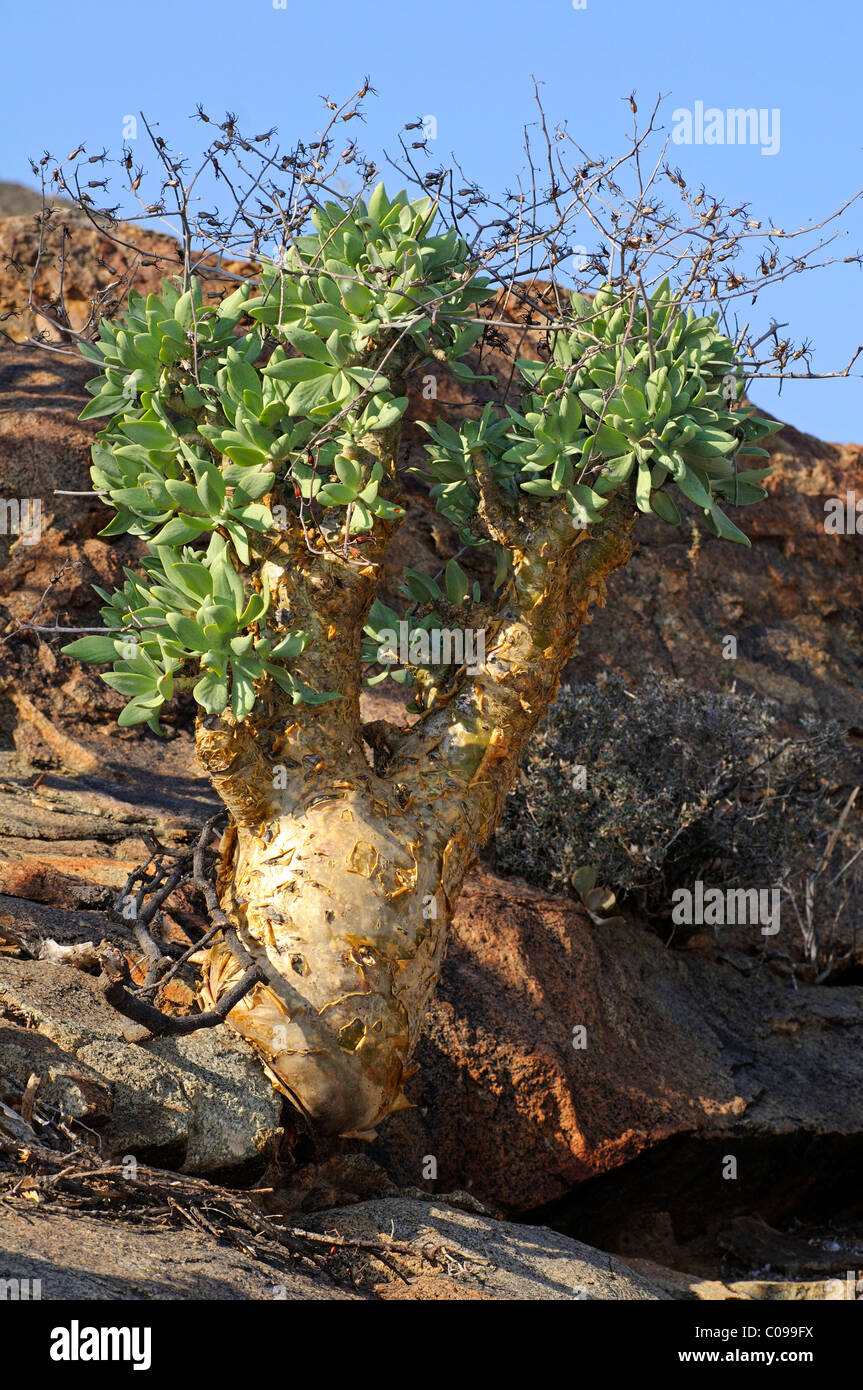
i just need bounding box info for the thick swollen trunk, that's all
[197,497,635,1138]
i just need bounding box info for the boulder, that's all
[0,957,283,1177]
[370,870,863,1220]
[623,1257,843,1302]
[575,423,863,729]
[0,1023,111,1123]
[300,1196,670,1300]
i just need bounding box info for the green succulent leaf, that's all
[444,559,470,605]
[60,635,121,663]
[194,670,229,714]
[650,490,682,526]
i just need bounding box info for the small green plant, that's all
[569,865,625,926]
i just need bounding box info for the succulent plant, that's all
[419,279,780,544]
[58,180,790,1138]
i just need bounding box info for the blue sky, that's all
[4,0,861,442]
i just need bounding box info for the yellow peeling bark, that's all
[196,454,635,1138]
